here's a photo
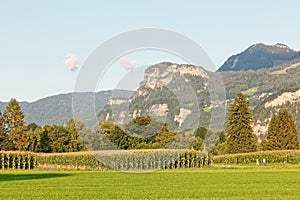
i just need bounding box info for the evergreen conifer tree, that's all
[225,93,258,153]
[265,108,299,150]
[263,113,280,150]
[3,98,27,151]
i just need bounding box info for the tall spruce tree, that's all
[3,98,27,151]
[263,113,280,150]
[225,93,258,154]
[264,108,299,150]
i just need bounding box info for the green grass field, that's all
[1,166,300,200]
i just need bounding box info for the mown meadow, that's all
[1,166,300,200]
[1,150,300,199]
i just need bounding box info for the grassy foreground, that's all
[1,166,300,199]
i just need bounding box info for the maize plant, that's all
[0,151,36,169]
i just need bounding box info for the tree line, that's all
[0,99,83,152]
[217,93,299,154]
[0,99,211,152]
[0,94,299,154]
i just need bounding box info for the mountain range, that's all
[1,43,300,139]
[218,43,300,71]
[0,90,133,126]
[98,60,300,139]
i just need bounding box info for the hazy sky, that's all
[1,0,300,102]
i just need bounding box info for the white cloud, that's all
[63,53,80,72]
[119,56,138,71]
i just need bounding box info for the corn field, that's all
[0,151,37,169]
[37,152,105,170]
[2,150,300,170]
[93,150,210,171]
[36,150,210,171]
[0,150,211,170]
[214,150,300,165]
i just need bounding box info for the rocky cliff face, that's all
[89,59,300,140]
[252,88,300,140]
[265,89,300,108]
[138,62,208,91]
[99,62,214,130]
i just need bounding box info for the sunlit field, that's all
[1,165,300,200]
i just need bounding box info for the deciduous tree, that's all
[65,119,84,152]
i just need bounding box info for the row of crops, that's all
[214,150,300,164]
[1,150,210,170]
[1,150,300,170]
[0,152,36,169]
[92,150,211,171]
[37,152,105,170]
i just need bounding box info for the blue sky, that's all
[1,0,300,102]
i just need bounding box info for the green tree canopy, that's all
[65,118,84,152]
[0,111,8,150]
[124,116,164,138]
[225,93,258,154]
[3,98,27,151]
[263,108,299,150]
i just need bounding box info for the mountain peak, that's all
[274,43,290,49]
[218,43,299,72]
